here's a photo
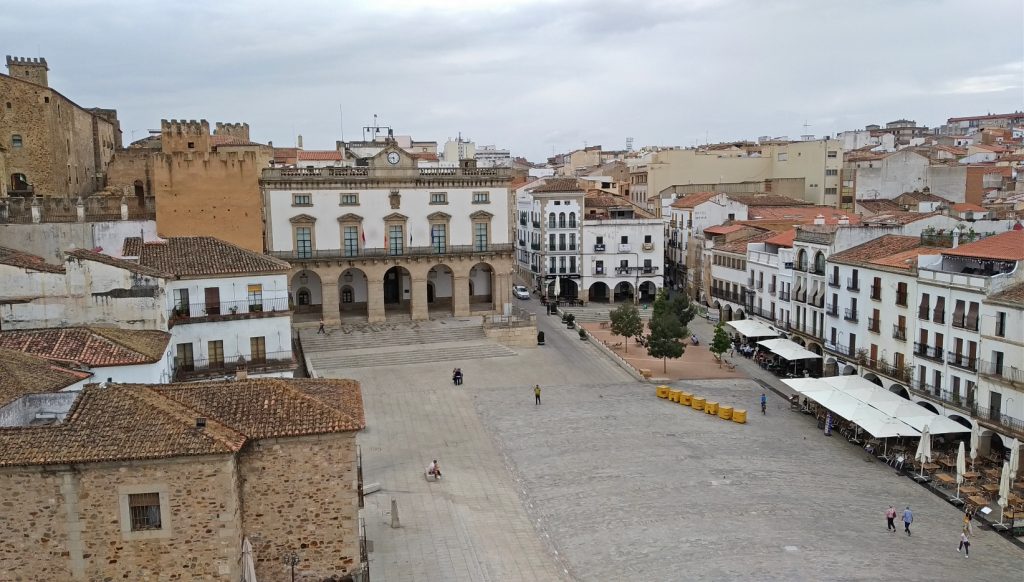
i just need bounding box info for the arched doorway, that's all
[382,266,410,318]
[949,415,973,431]
[722,304,733,322]
[734,309,746,320]
[613,281,634,303]
[469,262,493,311]
[916,401,939,414]
[863,373,883,387]
[638,281,657,302]
[339,268,369,320]
[824,357,839,377]
[547,278,579,300]
[990,433,1006,458]
[842,364,857,376]
[290,270,323,314]
[588,282,610,303]
[428,264,454,316]
[133,179,145,197]
[889,384,910,399]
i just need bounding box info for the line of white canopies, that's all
[782,375,970,438]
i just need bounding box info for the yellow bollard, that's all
[656,386,669,398]
[668,389,681,403]
[692,396,705,411]
[718,405,733,420]
[705,401,719,415]
[732,409,747,424]
[680,392,692,406]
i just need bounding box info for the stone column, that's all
[453,275,470,316]
[411,278,429,321]
[321,280,341,324]
[493,271,510,313]
[367,277,386,323]
[76,197,86,222]
[30,197,41,223]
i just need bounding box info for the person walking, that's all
[534,384,541,405]
[902,506,913,536]
[317,318,326,335]
[760,393,767,415]
[886,505,897,533]
[957,531,970,557]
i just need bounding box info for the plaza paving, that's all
[304,309,1024,581]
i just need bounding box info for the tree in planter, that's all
[854,348,869,367]
[710,323,731,367]
[609,302,643,354]
[565,313,576,329]
[645,291,685,373]
[578,327,588,340]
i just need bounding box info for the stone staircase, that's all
[558,305,652,324]
[302,321,486,352]
[307,341,515,370]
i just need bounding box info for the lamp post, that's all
[283,552,300,582]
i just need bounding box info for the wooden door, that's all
[204,287,221,315]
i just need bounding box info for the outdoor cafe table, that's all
[983,468,1001,479]
[935,473,956,485]
[981,483,1000,494]
[919,462,940,472]
[938,458,956,469]
[967,495,990,508]
[963,471,981,480]
[960,486,980,495]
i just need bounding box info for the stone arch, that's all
[722,304,733,321]
[340,268,370,320]
[889,384,910,400]
[613,281,634,303]
[841,364,857,375]
[10,173,29,192]
[796,248,808,270]
[806,342,824,355]
[547,278,579,299]
[948,414,974,431]
[290,270,323,314]
[469,262,494,310]
[824,357,839,377]
[791,336,806,347]
[638,281,657,302]
[916,400,939,414]
[863,372,883,387]
[427,263,455,316]
[382,266,411,318]
[588,281,610,303]
[990,433,1006,456]
[734,309,746,320]
[814,251,826,273]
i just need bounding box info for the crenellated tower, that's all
[5,55,49,87]
[160,119,211,153]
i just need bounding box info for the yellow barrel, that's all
[732,409,747,424]
[705,401,719,415]
[668,389,681,403]
[680,392,692,405]
[656,386,669,398]
[718,405,733,420]
[691,396,705,411]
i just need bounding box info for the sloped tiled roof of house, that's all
[123,236,290,276]
[986,282,1024,306]
[530,178,584,193]
[744,207,862,224]
[862,211,940,225]
[726,193,812,207]
[858,199,904,214]
[942,229,1024,261]
[703,224,747,236]
[670,192,718,209]
[0,247,65,274]
[714,230,776,255]
[64,248,173,279]
[0,327,170,367]
[0,348,91,409]
[0,379,364,467]
[296,150,343,161]
[830,235,941,272]
[952,203,988,212]
[763,229,796,247]
[898,190,949,204]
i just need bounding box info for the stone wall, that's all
[0,455,242,580]
[239,432,361,581]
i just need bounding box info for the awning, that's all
[788,380,918,438]
[725,319,780,338]
[757,338,822,361]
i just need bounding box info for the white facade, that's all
[581,218,663,303]
[978,294,1024,429]
[476,145,512,168]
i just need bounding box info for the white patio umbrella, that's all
[915,426,932,479]
[969,423,980,468]
[553,276,561,299]
[997,461,1012,526]
[1009,438,1020,480]
[953,441,966,502]
[241,537,258,582]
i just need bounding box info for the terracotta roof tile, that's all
[64,248,173,279]
[830,235,942,271]
[704,224,747,235]
[0,327,170,367]
[0,348,91,408]
[297,150,343,161]
[670,192,717,209]
[952,203,988,212]
[714,230,775,254]
[764,229,796,247]
[987,282,1024,306]
[942,230,1024,261]
[725,193,812,207]
[530,178,584,193]
[122,236,290,277]
[862,211,939,225]
[0,379,364,467]
[857,199,904,213]
[744,207,862,224]
[898,190,949,204]
[0,247,65,273]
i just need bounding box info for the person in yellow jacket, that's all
[534,384,541,405]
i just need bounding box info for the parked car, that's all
[513,285,530,300]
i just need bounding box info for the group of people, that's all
[885,505,974,558]
[452,368,464,385]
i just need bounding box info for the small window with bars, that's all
[129,493,162,531]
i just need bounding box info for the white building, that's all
[475,145,512,168]
[515,178,584,299]
[665,192,749,293]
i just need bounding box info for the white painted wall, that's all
[581,218,662,297]
[170,316,292,364]
[166,274,289,317]
[0,219,157,264]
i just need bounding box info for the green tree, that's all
[668,292,697,331]
[646,291,686,372]
[609,302,643,353]
[710,322,732,367]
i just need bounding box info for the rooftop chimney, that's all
[838,215,850,226]
[297,134,303,149]
[813,214,825,226]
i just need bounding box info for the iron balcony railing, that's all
[810,266,826,276]
[913,342,943,361]
[828,276,840,288]
[952,316,979,331]
[531,242,540,250]
[892,325,907,341]
[946,351,978,372]
[778,291,790,302]
[173,350,295,381]
[768,284,776,295]
[271,243,513,261]
[826,303,838,317]
[863,359,912,383]
[895,292,908,306]
[907,382,1024,437]
[519,217,527,226]
[844,308,858,322]
[169,297,290,325]
[532,220,540,228]
[870,286,882,301]
[825,342,852,357]
[979,360,1024,385]
[846,277,859,291]
[868,317,880,332]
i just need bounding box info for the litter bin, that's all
[656,386,670,399]
[537,331,545,345]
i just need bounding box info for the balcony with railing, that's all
[710,288,742,304]
[749,250,780,267]
[913,342,943,361]
[532,219,540,228]
[825,303,838,317]
[908,381,1024,438]
[272,243,513,261]
[892,325,907,341]
[846,277,859,292]
[844,308,858,322]
[747,276,755,287]
[870,285,881,301]
[979,360,1024,385]
[173,349,296,381]
[519,217,527,226]
[169,297,290,328]
[946,351,978,372]
[863,358,912,383]
[530,242,540,250]
[828,275,840,288]
[825,342,852,358]
[952,315,979,331]
[768,284,776,295]
[778,290,790,302]
[748,305,774,320]
[867,317,880,333]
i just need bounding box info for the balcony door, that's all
[989,392,1002,421]
[204,287,221,316]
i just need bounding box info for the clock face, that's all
[387,152,400,165]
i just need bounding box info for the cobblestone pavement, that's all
[474,377,1024,581]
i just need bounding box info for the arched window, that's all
[10,173,28,192]
[814,252,826,274]
[548,212,556,228]
[558,212,566,228]
[797,249,807,271]
[568,212,576,228]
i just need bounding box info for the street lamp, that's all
[283,552,300,582]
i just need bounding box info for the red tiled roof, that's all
[830,235,941,271]
[952,203,987,212]
[670,192,717,209]
[0,379,364,467]
[530,178,584,193]
[704,224,746,235]
[862,211,939,225]
[714,230,776,254]
[0,247,65,274]
[743,207,862,225]
[412,152,439,162]
[0,327,170,367]
[987,282,1024,306]
[0,348,91,408]
[764,229,796,247]
[297,150,343,161]
[123,237,290,277]
[726,193,812,207]
[942,230,1024,261]
[857,199,904,213]
[64,248,173,279]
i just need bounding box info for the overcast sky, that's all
[4,0,1023,160]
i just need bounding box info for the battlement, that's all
[6,55,49,87]
[161,119,211,134]
[160,119,211,153]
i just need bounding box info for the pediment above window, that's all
[289,213,317,223]
[337,213,364,223]
[427,211,451,221]
[383,212,408,222]
[469,210,493,220]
